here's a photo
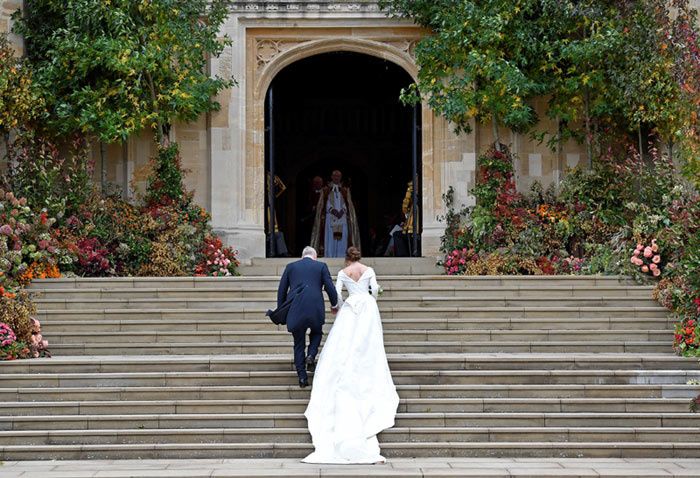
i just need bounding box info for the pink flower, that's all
[633,250,640,257]
[643,247,653,258]
[652,255,661,264]
[636,244,644,251]
[649,263,658,271]
[651,243,659,253]
[632,257,643,266]
[641,265,649,273]
[630,257,637,264]
[652,269,661,277]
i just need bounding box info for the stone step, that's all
[32,296,660,310]
[3,370,698,388]
[2,441,699,460]
[4,412,700,431]
[1,384,696,402]
[2,427,700,447]
[30,275,636,290]
[14,274,685,462]
[46,340,673,355]
[1,397,692,416]
[43,329,674,345]
[242,257,442,275]
[29,285,655,299]
[35,307,668,321]
[3,354,693,373]
[37,314,675,334]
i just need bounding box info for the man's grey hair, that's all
[301,246,317,259]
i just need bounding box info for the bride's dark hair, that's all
[345,247,361,263]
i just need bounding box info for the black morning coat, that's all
[276,257,338,333]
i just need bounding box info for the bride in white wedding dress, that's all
[302,247,399,464]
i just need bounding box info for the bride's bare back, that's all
[342,262,368,282]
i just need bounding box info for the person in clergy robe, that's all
[310,170,360,258]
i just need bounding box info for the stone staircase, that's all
[0,258,698,460]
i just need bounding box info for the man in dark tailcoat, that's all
[277,246,338,388]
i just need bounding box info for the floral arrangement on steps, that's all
[0,144,241,361]
[0,318,50,360]
[195,236,240,277]
[441,143,700,356]
[631,240,663,277]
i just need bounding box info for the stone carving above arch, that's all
[255,39,304,72]
[253,37,419,97]
[231,2,382,14]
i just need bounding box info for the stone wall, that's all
[0,0,21,54]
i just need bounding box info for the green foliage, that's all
[382,0,700,182]
[0,34,42,135]
[14,0,235,144]
[438,186,472,254]
[145,144,186,207]
[382,0,545,135]
[4,132,93,221]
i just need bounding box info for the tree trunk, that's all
[638,125,644,162]
[584,88,592,168]
[492,112,502,151]
[99,141,107,193]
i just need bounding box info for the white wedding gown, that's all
[302,267,399,464]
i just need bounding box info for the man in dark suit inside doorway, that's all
[277,246,338,388]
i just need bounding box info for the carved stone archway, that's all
[244,28,440,255]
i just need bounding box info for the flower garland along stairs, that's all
[0,257,698,460]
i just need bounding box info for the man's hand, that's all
[331,306,339,315]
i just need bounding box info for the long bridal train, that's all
[302,267,399,464]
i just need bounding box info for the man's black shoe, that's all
[299,378,309,388]
[305,355,316,372]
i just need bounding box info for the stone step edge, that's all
[2,396,692,404]
[1,426,699,437]
[1,383,696,392]
[4,411,700,421]
[34,296,655,304]
[31,275,634,282]
[1,441,697,452]
[34,306,668,313]
[43,329,674,336]
[4,370,697,381]
[46,340,674,347]
[28,285,655,292]
[7,352,684,360]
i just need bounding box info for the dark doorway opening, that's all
[265,51,421,257]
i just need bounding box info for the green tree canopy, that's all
[384,0,548,140]
[14,0,235,145]
[382,0,700,181]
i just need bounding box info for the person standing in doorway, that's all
[310,170,360,257]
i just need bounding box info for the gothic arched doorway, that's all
[264,51,421,258]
